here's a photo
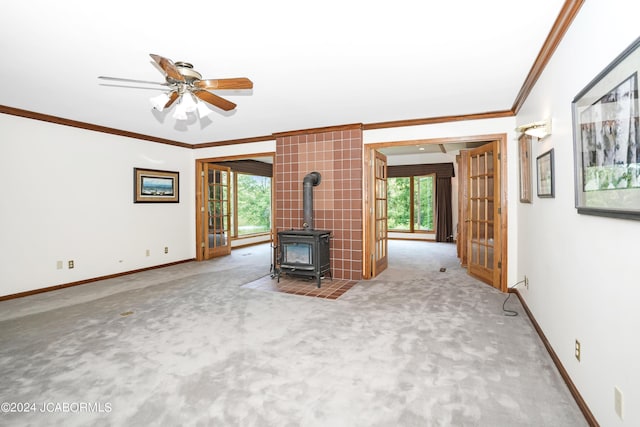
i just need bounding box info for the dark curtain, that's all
[387,162,454,179]
[212,159,272,177]
[436,177,453,242]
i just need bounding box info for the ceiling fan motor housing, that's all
[173,61,202,82]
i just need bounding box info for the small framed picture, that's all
[134,168,179,203]
[537,149,554,198]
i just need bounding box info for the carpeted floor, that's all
[0,241,587,426]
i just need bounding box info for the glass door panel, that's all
[373,150,388,275]
[205,164,231,259]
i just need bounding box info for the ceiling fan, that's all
[98,54,253,119]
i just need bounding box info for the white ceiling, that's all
[0,1,566,145]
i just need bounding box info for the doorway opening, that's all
[364,134,508,292]
[195,153,275,261]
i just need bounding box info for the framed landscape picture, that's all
[572,36,640,220]
[134,168,179,203]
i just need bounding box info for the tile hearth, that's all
[241,274,357,300]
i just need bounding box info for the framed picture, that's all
[518,134,533,203]
[134,168,179,203]
[572,36,640,220]
[537,149,554,198]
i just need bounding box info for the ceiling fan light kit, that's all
[172,102,189,121]
[101,54,253,122]
[196,101,214,119]
[149,93,171,111]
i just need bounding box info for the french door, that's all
[197,163,231,260]
[466,141,501,289]
[373,150,388,276]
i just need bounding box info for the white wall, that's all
[516,1,640,426]
[0,122,277,298]
[0,115,194,297]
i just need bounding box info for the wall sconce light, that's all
[516,118,552,139]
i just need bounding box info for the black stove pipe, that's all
[302,171,321,230]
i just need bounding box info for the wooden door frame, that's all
[363,146,374,278]
[364,133,508,291]
[456,150,470,266]
[195,152,276,261]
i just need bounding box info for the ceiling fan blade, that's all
[193,78,253,90]
[98,76,168,86]
[99,84,167,92]
[193,90,236,111]
[164,91,180,109]
[149,54,184,82]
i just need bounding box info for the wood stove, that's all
[274,171,332,287]
[276,229,331,287]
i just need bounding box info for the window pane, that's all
[387,177,410,230]
[414,175,434,231]
[237,174,272,235]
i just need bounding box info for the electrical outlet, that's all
[56,261,63,270]
[614,386,623,419]
[68,260,74,269]
[145,249,150,257]
[575,340,581,362]
[524,275,529,289]
[164,246,168,254]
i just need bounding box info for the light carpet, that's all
[0,241,587,426]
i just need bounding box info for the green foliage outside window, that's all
[414,176,434,231]
[387,175,434,232]
[388,177,411,230]
[236,174,271,235]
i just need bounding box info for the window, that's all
[388,177,411,230]
[233,173,272,236]
[413,175,434,231]
[387,174,435,232]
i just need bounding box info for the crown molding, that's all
[273,123,363,138]
[193,134,275,149]
[363,110,514,131]
[0,105,191,149]
[511,0,585,114]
